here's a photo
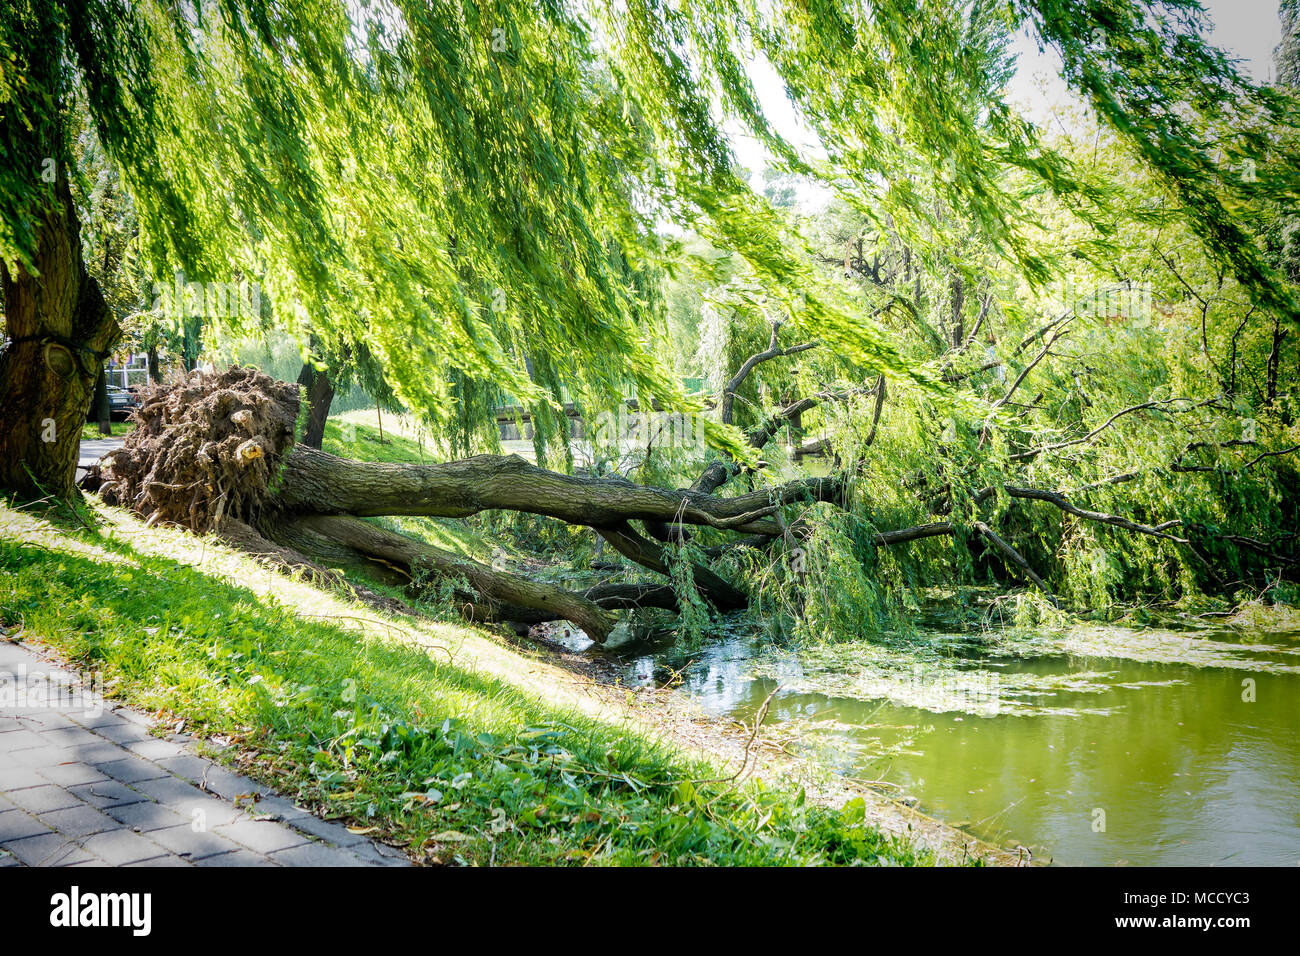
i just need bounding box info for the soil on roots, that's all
[100,367,300,532]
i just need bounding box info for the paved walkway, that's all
[0,640,408,867]
[76,438,124,483]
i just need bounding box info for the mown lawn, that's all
[79,421,136,441]
[0,499,938,866]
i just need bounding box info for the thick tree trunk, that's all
[147,344,162,385]
[271,445,839,536]
[0,173,119,499]
[295,361,335,449]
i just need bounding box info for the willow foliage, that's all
[3,0,1298,450]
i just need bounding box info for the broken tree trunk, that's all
[272,444,839,536]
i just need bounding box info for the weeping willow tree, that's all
[3,0,1298,638]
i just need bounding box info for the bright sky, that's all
[1007,0,1285,125]
[730,0,1287,183]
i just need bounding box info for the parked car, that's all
[86,385,140,422]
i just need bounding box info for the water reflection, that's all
[602,625,1300,866]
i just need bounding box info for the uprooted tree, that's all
[92,292,1300,642]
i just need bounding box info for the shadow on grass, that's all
[0,525,933,865]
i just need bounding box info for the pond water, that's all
[565,619,1300,865]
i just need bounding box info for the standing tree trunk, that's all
[94,364,112,436]
[0,169,119,499]
[296,361,335,449]
[147,342,162,384]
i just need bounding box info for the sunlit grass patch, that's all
[0,500,937,866]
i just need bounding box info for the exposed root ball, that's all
[99,366,299,531]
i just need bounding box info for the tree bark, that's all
[147,343,162,385]
[271,445,839,536]
[0,170,119,499]
[295,361,335,449]
[263,513,617,640]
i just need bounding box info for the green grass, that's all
[0,500,939,866]
[321,409,430,464]
[80,421,135,441]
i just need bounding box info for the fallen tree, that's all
[96,366,823,641]
[93,308,1299,644]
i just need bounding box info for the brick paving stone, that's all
[78,829,170,866]
[283,812,367,846]
[37,726,103,750]
[72,709,132,731]
[49,847,101,867]
[346,841,411,867]
[132,780,247,828]
[196,849,279,867]
[94,756,171,784]
[105,801,188,832]
[11,712,77,732]
[4,832,92,866]
[153,754,211,783]
[123,854,191,867]
[0,729,45,752]
[270,842,369,867]
[0,808,53,843]
[147,823,244,860]
[130,774,210,806]
[70,741,139,766]
[36,761,111,788]
[10,745,77,767]
[113,707,155,728]
[4,784,83,815]
[250,794,311,824]
[123,738,187,760]
[37,804,118,839]
[194,765,271,802]
[94,721,156,747]
[68,779,148,810]
[0,764,48,791]
[215,818,307,854]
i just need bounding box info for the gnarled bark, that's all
[0,170,119,500]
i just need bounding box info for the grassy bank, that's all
[0,498,941,866]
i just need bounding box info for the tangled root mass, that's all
[100,367,300,531]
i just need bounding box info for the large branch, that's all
[1010,397,1208,463]
[594,522,749,610]
[719,319,819,425]
[973,520,1062,607]
[267,514,618,641]
[692,383,875,495]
